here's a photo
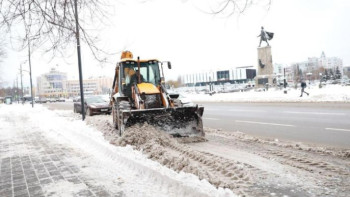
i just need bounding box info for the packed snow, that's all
[0,104,235,197]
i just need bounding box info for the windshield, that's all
[122,60,161,86]
[85,96,105,104]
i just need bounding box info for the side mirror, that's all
[167,62,172,69]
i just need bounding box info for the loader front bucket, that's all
[120,106,204,137]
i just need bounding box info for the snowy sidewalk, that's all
[0,104,234,197]
[0,106,123,197]
[181,85,350,103]
[0,132,114,197]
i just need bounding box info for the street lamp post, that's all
[16,76,19,103]
[28,40,34,108]
[74,0,85,121]
[283,68,287,94]
[209,77,212,92]
[20,64,24,103]
[319,73,322,88]
[19,66,33,104]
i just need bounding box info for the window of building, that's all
[217,70,229,81]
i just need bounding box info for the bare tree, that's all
[0,37,5,58]
[208,0,271,16]
[0,46,4,59]
[0,0,112,61]
[0,40,6,87]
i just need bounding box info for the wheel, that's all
[112,102,118,129]
[86,108,92,116]
[74,106,77,113]
[116,100,131,136]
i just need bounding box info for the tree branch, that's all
[0,0,112,62]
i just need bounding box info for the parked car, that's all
[34,97,40,103]
[56,97,66,102]
[4,96,13,104]
[73,96,80,102]
[341,78,350,86]
[48,98,56,103]
[35,97,47,104]
[73,96,111,116]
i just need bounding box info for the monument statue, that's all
[255,27,274,89]
[257,26,274,47]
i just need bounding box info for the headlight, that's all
[90,105,96,108]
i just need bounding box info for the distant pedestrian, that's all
[300,81,309,97]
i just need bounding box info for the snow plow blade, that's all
[121,106,204,137]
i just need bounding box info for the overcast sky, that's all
[1,0,350,87]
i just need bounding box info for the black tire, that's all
[112,102,118,129]
[117,100,131,136]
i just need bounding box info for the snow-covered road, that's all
[0,104,234,197]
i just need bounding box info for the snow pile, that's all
[111,124,251,195]
[0,104,235,197]
[180,85,350,102]
[113,123,172,147]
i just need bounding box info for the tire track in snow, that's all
[110,123,257,196]
[203,127,350,197]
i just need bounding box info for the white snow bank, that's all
[179,85,350,103]
[0,104,235,197]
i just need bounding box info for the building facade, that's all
[181,66,256,86]
[66,79,98,97]
[36,68,67,98]
[343,66,350,78]
[66,77,113,97]
[96,77,113,95]
[37,68,113,98]
[288,51,344,82]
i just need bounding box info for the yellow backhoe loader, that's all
[111,51,204,137]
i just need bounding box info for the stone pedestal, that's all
[255,46,274,89]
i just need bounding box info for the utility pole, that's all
[16,76,19,103]
[283,68,287,94]
[74,0,85,120]
[28,40,34,107]
[284,68,286,88]
[20,64,24,103]
[12,80,16,99]
[209,77,212,92]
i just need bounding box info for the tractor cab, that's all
[120,60,162,98]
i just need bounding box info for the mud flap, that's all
[121,106,204,137]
